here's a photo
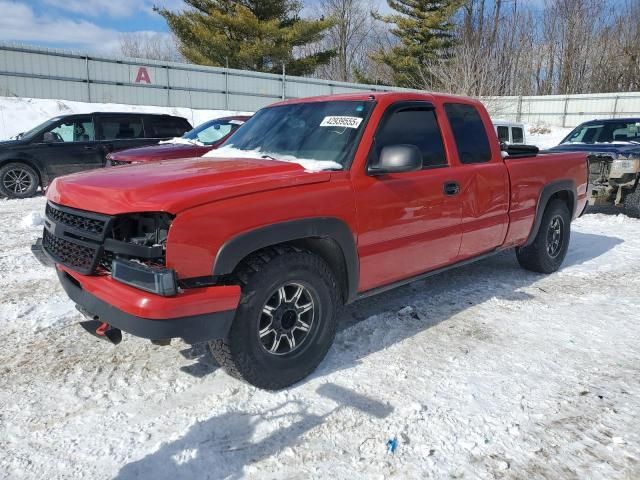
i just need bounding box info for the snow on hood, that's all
[204,146,343,172]
[159,137,205,146]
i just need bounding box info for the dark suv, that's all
[0,112,192,198]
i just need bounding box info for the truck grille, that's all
[45,202,107,235]
[43,229,99,274]
[42,202,113,275]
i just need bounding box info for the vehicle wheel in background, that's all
[0,162,39,199]
[209,247,339,390]
[516,199,571,274]
[623,189,640,219]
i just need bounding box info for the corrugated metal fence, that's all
[0,43,409,112]
[490,93,640,128]
[1,43,639,127]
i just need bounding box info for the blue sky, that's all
[0,0,622,55]
[0,0,183,53]
[0,0,393,54]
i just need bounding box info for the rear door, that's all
[353,101,464,292]
[96,114,147,156]
[444,103,510,260]
[32,115,103,178]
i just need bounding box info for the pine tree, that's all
[372,1,463,88]
[156,1,336,76]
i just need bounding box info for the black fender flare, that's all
[212,217,359,302]
[525,179,577,246]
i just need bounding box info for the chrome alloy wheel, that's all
[546,215,564,258]
[258,282,315,356]
[2,167,33,194]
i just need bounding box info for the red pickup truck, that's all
[39,92,588,390]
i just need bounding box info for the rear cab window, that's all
[445,103,492,164]
[373,102,448,169]
[98,116,144,140]
[512,127,524,144]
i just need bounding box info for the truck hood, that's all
[47,157,332,215]
[548,143,640,157]
[108,142,213,162]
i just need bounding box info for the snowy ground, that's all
[0,97,251,140]
[1,195,639,479]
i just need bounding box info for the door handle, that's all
[83,145,97,151]
[443,181,460,196]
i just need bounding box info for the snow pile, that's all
[205,145,343,172]
[159,137,205,146]
[0,96,253,140]
[1,194,639,479]
[19,211,44,228]
[526,124,573,149]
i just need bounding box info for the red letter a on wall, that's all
[135,67,151,84]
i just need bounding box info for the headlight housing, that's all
[104,212,177,296]
[610,155,640,178]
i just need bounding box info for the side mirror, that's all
[368,144,423,175]
[42,132,56,143]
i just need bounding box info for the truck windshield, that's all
[562,121,640,144]
[207,101,374,170]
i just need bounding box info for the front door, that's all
[353,102,464,292]
[35,115,103,178]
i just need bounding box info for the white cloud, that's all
[42,0,185,18]
[0,0,171,54]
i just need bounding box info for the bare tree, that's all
[307,0,391,83]
[118,32,183,62]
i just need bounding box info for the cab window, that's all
[512,127,524,144]
[42,117,95,143]
[445,103,491,164]
[497,126,509,143]
[374,105,448,169]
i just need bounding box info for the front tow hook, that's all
[80,320,123,345]
[76,306,122,345]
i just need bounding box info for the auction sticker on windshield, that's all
[320,116,363,129]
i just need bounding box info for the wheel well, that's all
[0,159,43,186]
[231,237,350,304]
[548,190,574,216]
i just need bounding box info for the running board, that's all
[353,249,503,302]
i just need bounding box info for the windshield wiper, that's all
[261,155,278,160]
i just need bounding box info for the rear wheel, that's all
[623,189,640,219]
[517,199,571,273]
[209,247,339,390]
[0,162,39,199]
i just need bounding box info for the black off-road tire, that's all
[0,162,39,199]
[623,189,640,219]
[209,246,340,390]
[516,199,571,274]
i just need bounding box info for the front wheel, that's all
[517,199,571,274]
[0,162,39,199]
[209,247,339,390]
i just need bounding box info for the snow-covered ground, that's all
[0,97,251,140]
[1,195,639,479]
